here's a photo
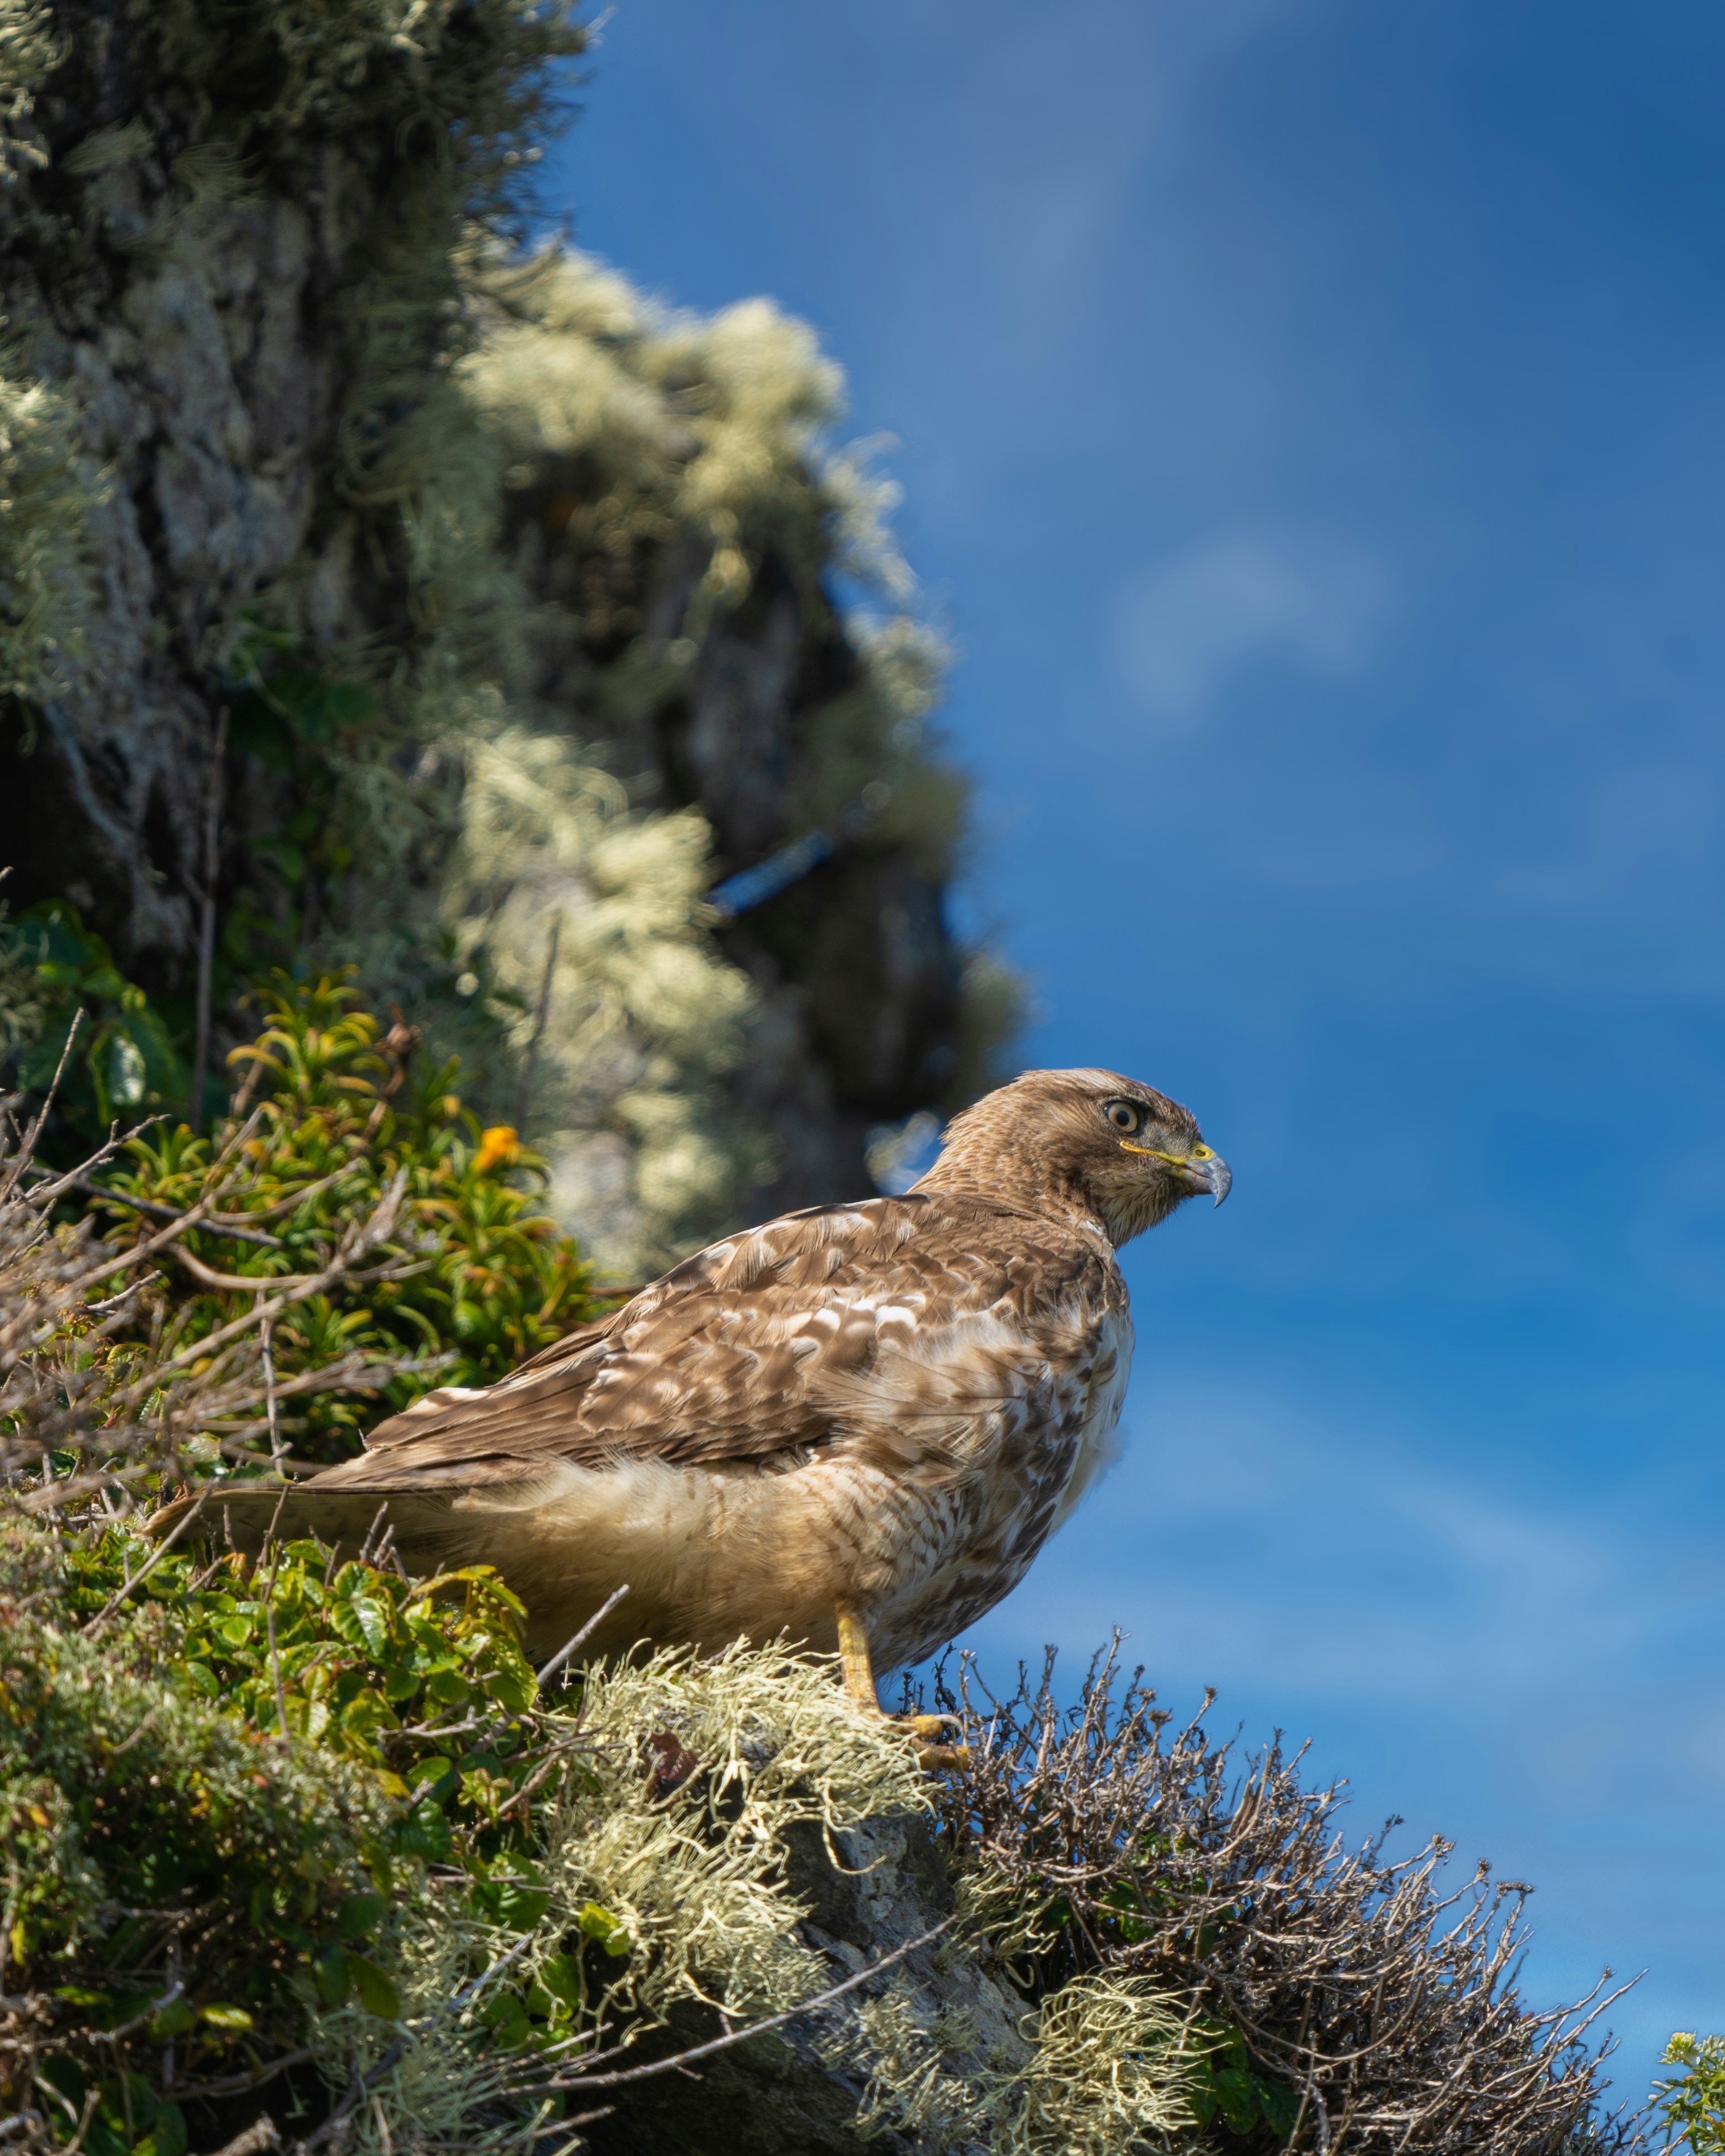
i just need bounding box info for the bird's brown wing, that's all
[308,1192,1114,1493]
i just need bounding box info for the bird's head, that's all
[914,1066,1230,1246]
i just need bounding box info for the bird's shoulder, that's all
[635,1187,1115,1314]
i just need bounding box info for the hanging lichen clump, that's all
[444,723,768,1266]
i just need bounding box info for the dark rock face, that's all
[0,24,342,970]
[0,1,574,995]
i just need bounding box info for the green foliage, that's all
[0,2,59,190]
[1656,2035,1725,2155]
[1189,2024,1303,2144]
[94,970,599,1463]
[0,1537,394,2144]
[3,898,183,1130]
[0,1514,646,2156]
[116,1,583,213]
[58,1526,550,1897]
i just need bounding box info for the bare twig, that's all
[83,1489,210,1632]
[928,1644,1635,2156]
[208,2120,279,2156]
[189,705,228,1136]
[261,1313,283,1476]
[35,1173,284,1248]
[0,1009,83,1206]
[537,1582,630,1691]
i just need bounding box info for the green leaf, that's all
[1211,2067,1261,2134]
[137,2101,187,2156]
[538,1954,581,2012]
[577,1903,632,1958]
[1257,2076,1303,2143]
[37,2053,89,2107]
[471,1879,552,1932]
[54,1985,156,2032]
[348,1954,401,2021]
[313,1944,350,2006]
[199,2004,254,2031]
[146,1997,197,2039]
[334,1893,389,1940]
[330,1590,391,1656]
[478,1991,532,2048]
[483,1664,535,1713]
[392,1798,452,1861]
[95,2073,156,2132]
[339,1688,395,1740]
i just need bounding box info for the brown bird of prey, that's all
[159,1068,1227,1749]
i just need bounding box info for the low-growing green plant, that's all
[0,1516,634,2156]
[0,1533,399,2156]
[1656,2035,1725,2155]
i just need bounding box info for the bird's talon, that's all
[913,1742,971,1772]
[889,1711,968,1770]
[899,1711,963,1743]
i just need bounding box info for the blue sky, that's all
[544,0,1725,2089]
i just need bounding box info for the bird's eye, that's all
[1104,1100,1141,1133]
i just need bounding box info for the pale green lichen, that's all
[1001,1974,1205,2156]
[0,0,55,189]
[0,362,103,706]
[834,1965,1205,2154]
[445,723,769,1268]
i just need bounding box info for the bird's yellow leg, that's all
[835,1600,880,1715]
[834,1599,968,1771]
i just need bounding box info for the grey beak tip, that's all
[1206,1159,1232,1207]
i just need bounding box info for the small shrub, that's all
[1656,2035,1725,2155]
[91,970,601,1467]
[930,1646,1635,2156]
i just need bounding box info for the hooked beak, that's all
[1120,1140,1232,1206]
[1188,1148,1231,1207]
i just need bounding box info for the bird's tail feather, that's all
[147,1484,474,1571]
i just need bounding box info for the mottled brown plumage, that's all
[159,1069,1228,1682]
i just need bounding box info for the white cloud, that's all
[1114,530,1392,731]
